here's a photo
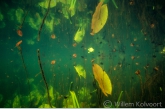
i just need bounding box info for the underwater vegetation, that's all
[0,0,165,108]
[92,64,112,96]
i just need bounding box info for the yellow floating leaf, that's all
[74,64,86,79]
[91,2,108,35]
[92,64,112,96]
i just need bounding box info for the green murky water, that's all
[0,0,165,108]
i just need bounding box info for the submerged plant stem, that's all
[17,46,32,107]
[37,0,51,41]
[112,0,118,9]
[37,49,52,108]
[116,91,123,108]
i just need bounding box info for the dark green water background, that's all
[0,0,165,108]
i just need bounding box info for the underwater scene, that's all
[0,0,165,108]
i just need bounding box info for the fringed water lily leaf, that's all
[74,64,86,79]
[92,64,112,96]
[91,2,108,35]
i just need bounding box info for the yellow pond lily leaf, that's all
[91,2,108,35]
[92,64,112,96]
[74,64,86,79]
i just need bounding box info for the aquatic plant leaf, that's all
[0,12,4,21]
[15,8,23,23]
[92,64,112,96]
[74,64,86,79]
[74,27,85,43]
[112,0,118,9]
[74,19,86,43]
[91,2,108,35]
[38,0,57,9]
[78,87,91,101]
[38,104,55,108]
[70,91,80,108]
[26,39,35,45]
[49,85,55,100]
[69,0,77,17]
[116,91,123,108]
[13,95,21,108]
[45,17,54,32]
[62,95,74,108]
[28,13,42,30]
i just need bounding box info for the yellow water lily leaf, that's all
[92,64,112,96]
[74,64,86,79]
[91,2,108,35]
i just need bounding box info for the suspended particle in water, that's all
[16,40,22,47]
[134,38,137,41]
[135,70,140,75]
[131,56,135,60]
[51,60,56,64]
[113,66,116,70]
[153,66,159,71]
[112,34,115,38]
[130,43,134,47]
[150,23,155,29]
[135,62,139,65]
[73,43,77,47]
[17,29,23,37]
[51,34,56,39]
[73,53,77,58]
